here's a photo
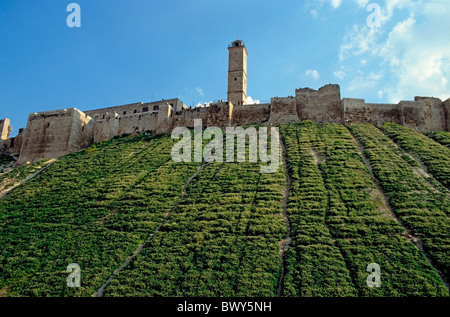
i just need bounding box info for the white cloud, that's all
[314,0,341,9]
[334,68,346,80]
[339,25,380,61]
[377,7,450,102]
[330,0,342,9]
[338,1,450,102]
[354,0,369,8]
[384,0,417,21]
[195,87,204,96]
[305,69,320,80]
[348,72,381,92]
[246,96,260,105]
[310,10,319,18]
[194,101,211,108]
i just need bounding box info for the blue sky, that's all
[1,0,449,136]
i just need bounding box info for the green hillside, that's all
[0,123,448,297]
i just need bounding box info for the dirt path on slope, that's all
[349,130,449,290]
[276,138,293,297]
[0,159,57,199]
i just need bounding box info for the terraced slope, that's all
[381,124,450,189]
[425,131,450,148]
[349,124,450,286]
[0,124,448,297]
[281,122,447,296]
[0,134,199,296]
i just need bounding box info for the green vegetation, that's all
[381,123,450,189]
[0,158,51,193]
[350,124,450,285]
[0,123,448,297]
[0,134,199,296]
[104,130,287,296]
[280,123,357,297]
[281,122,447,296]
[425,131,450,148]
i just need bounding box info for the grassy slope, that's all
[0,124,448,297]
[281,122,447,296]
[0,134,198,296]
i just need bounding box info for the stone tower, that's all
[227,39,248,106]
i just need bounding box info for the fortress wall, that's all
[68,109,94,152]
[9,82,449,165]
[415,97,445,131]
[443,98,450,132]
[10,132,24,155]
[365,103,401,127]
[170,102,233,131]
[342,98,366,124]
[1,134,23,156]
[85,102,143,121]
[84,98,185,121]
[171,106,211,129]
[205,102,233,127]
[156,105,176,134]
[269,97,299,125]
[1,126,24,156]
[232,103,270,126]
[17,109,77,165]
[398,101,427,130]
[93,114,120,143]
[296,84,342,123]
[117,112,159,135]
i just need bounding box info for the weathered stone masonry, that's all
[2,84,449,165]
[1,39,449,164]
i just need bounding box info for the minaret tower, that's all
[227,39,248,106]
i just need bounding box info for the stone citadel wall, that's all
[1,84,450,165]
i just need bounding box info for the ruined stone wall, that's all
[171,107,209,129]
[17,108,94,165]
[232,104,270,126]
[415,97,445,131]
[296,84,342,123]
[398,101,427,130]
[1,130,24,156]
[205,102,233,127]
[342,97,447,131]
[444,98,450,132]
[170,102,233,130]
[343,99,401,126]
[269,98,299,125]
[342,98,366,124]
[6,83,450,165]
[365,103,401,127]
[0,118,12,140]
